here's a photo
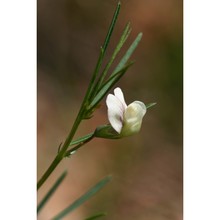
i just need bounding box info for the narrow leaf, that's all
[145,102,157,109]
[95,22,131,90]
[102,2,121,53]
[84,2,121,102]
[65,133,95,157]
[69,133,94,147]
[86,48,105,100]
[88,33,142,110]
[52,175,112,220]
[37,171,67,213]
[89,62,134,109]
[84,212,107,220]
[112,32,143,76]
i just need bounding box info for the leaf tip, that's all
[145,102,157,109]
[106,174,113,181]
[138,32,143,39]
[63,170,68,176]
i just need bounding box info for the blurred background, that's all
[37,0,183,219]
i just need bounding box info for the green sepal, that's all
[94,124,121,139]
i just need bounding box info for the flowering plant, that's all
[37,2,155,219]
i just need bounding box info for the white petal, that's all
[106,94,124,133]
[124,101,146,122]
[114,87,127,109]
[121,101,147,136]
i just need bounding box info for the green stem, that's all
[37,52,100,190]
[37,110,83,190]
[37,154,62,190]
[37,2,122,191]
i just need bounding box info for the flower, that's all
[106,87,146,137]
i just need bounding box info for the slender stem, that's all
[37,107,95,190]
[37,154,63,190]
[37,110,83,190]
[37,2,122,191]
[37,52,99,190]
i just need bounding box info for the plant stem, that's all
[37,55,99,190]
[37,109,83,190]
[37,154,62,190]
[37,2,122,191]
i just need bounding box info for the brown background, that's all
[37,0,183,219]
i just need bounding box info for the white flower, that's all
[106,87,147,136]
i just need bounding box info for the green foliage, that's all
[89,62,134,110]
[37,171,67,213]
[102,2,121,53]
[112,32,143,75]
[92,22,131,94]
[52,176,112,220]
[69,133,94,146]
[146,102,157,109]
